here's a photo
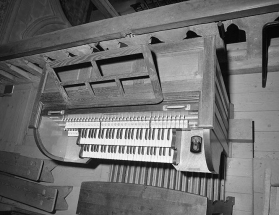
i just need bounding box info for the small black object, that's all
[190,136,202,153]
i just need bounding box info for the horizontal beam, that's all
[0,0,279,61]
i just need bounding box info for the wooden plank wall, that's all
[229,71,279,215]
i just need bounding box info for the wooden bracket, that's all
[207,196,235,215]
[0,173,58,212]
[0,173,73,212]
[0,151,56,182]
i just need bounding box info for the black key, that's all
[163,148,166,156]
[91,145,94,152]
[157,128,161,140]
[93,129,96,138]
[86,129,90,138]
[148,128,152,140]
[131,129,134,139]
[159,147,162,156]
[138,146,141,155]
[112,129,115,139]
[139,129,143,140]
[116,129,119,139]
[145,128,148,140]
[152,129,155,140]
[136,129,139,140]
[84,129,87,138]
[98,128,102,139]
[89,129,93,138]
[128,129,132,139]
[167,129,171,140]
[118,146,121,153]
[125,129,128,139]
[109,129,113,139]
[147,147,149,155]
[133,146,136,154]
[105,129,108,139]
[161,129,165,140]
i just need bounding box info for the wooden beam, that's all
[23,59,43,74]
[91,0,119,18]
[6,63,31,80]
[0,0,279,60]
[0,69,15,82]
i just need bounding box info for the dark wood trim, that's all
[0,0,279,61]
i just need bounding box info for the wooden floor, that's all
[1,71,279,214]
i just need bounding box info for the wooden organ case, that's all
[30,36,230,174]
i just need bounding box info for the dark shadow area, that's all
[225,23,246,44]
[184,30,201,40]
[149,36,164,44]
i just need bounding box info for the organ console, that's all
[30,36,230,174]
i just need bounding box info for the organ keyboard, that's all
[30,36,230,173]
[62,111,198,163]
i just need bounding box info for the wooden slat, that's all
[231,91,279,112]
[229,71,279,94]
[199,36,215,128]
[270,187,279,215]
[50,45,143,68]
[262,168,271,215]
[6,63,31,80]
[0,174,58,212]
[0,70,16,82]
[228,119,253,143]
[225,176,253,194]
[235,111,279,132]
[255,132,279,152]
[77,182,208,215]
[227,158,253,177]
[253,159,279,193]
[0,0,279,60]
[231,142,253,158]
[0,151,43,181]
